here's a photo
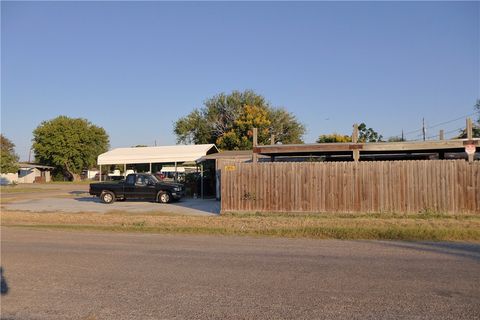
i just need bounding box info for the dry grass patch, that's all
[2,210,479,241]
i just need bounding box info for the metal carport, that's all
[97,144,218,198]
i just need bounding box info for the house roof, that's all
[197,150,268,162]
[97,144,218,165]
[18,163,55,170]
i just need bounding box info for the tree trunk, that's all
[63,164,79,181]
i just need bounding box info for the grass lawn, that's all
[2,210,479,241]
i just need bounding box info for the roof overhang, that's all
[253,139,480,157]
[97,144,218,165]
[18,163,55,170]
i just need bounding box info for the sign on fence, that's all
[465,144,476,155]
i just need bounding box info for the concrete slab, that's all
[4,196,220,216]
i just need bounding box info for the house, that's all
[0,163,55,185]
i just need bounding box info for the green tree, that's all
[316,133,352,143]
[358,123,383,142]
[387,136,405,142]
[174,90,305,150]
[268,108,305,144]
[216,105,272,150]
[33,116,109,181]
[0,134,19,174]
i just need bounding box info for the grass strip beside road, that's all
[0,187,55,194]
[2,211,479,241]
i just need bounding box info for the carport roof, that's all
[97,144,218,165]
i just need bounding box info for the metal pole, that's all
[124,164,126,177]
[174,161,177,182]
[200,163,204,199]
[149,163,152,174]
[99,165,102,182]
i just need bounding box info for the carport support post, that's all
[124,164,126,177]
[149,163,152,174]
[200,163,204,199]
[174,161,177,182]
[99,165,102,182]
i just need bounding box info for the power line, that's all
[426,127,464,140]
[427,112,479,130]
[402,111,479,138]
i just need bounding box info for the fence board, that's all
[221,160,480,214]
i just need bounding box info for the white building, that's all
[0,163,55,185]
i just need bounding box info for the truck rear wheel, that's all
[157,191,171,204]
[100,191,115,204]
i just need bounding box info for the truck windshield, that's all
[148,175,159,184]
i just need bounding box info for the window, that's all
[126,175,135,185]
[136,176,146,185]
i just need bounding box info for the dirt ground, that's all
[0,183,219,215]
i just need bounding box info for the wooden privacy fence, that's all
[220,160,480,214]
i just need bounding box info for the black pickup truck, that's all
[89,173,184,204]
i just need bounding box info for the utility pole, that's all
[401,129,404,141]
[422,118,426,141]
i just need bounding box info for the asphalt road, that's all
[1,228,479,320]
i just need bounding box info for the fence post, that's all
[252,128,258,163]
[467,118,474,163]
[352,124,360,162]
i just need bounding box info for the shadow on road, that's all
[74,197,102,203]
[1,267,9,295]
[373,241,480,262]
[69,191,89,195]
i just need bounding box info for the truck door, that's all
[135,175,157,199]
[124,174,137,199]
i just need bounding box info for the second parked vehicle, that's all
[89,173,184,204]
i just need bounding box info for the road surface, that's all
[1,228,479,319]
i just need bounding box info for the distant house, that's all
[0,163,55,185]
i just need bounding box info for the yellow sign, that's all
[224,165,236,171]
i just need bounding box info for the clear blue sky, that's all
[2,1,479,161]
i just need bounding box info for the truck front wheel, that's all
[157,191,171,204]
[100,191,116,204]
